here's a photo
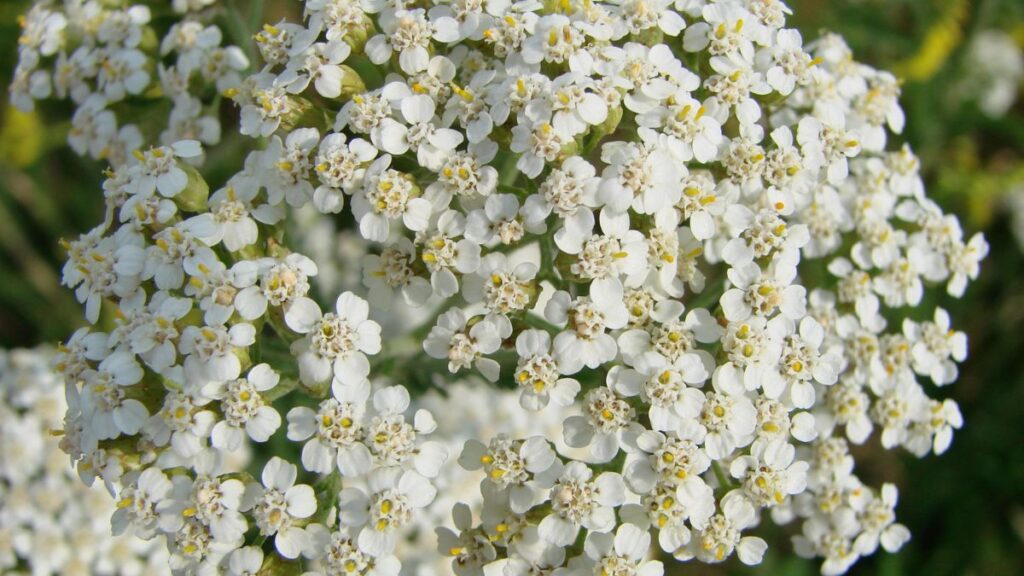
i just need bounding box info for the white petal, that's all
[285,297,322,333]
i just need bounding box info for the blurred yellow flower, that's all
[896,0,968,81]
[0,106,43,168]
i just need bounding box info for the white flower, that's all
[534,461,626,546]
[207,363,282,451]
[198,180,283,252]
[9,61,51,112]
[501,526,566,574]
[377,91,463,167]
[525,73,608,137]
[234,254,319,330]
[312,132,378,213]
[242,457,317,559]
[143,388,216,458]
[729,439,808,508]
[79,351,149,440]
[338,467,437,556]
[793,508,861,576]
[287,379,371,476]
[15,6,67,59]
[704,54,770,136]
[67,95,116,159]
[851,484,909,556]
[97,5,151,48]
[254,20,317,68]
[677,492,767,565]
[465,194,532,246]
[352,156,434,241]
[238,73,295,137]
[563,211,649,284]
[365,9,459,74]
[428,146,500,201]
[511,329,580,411]
[143,221,218,291]
[638,94,722,164]
[945,232,988,297]
[61,226,145,324]
[617,303,722,366]
[616,0,684,36]
[417,209,481,299]
[720,261,806,322]
[112,468,173,539]
[772,316,842,407]
[161,96,221,149]
[683,3,766,60]
[127,291,192,372]
[436,503,497,576]
[722,206,810,266]
[698,366,757,460]
[578,523,664,576]
[459,435,555,513]
[904,308,966,386]
[872,254,929,308]
[361,237,433,308]
[627,427,712,494]
[423,308,509,382]
[564,383,640,463]
[281,39,352,98]
[179,248,241,326]
[225,547,265,576]
[442,70,501,145]
[612,352,707,432]
[510,121,569,179]
[906,398,962,456]
[961,30,1024,117]
[97,48,150,101]
[545,279,629,374]
[462,252,536,315]
[797,115,861,186]
[598,141,682,215]
[523,155,601,234]
[158,463,247,543]
[828,257,882,325]
[179,322,256,385]
[365,385,448,477]
[759,28,817,96]
[309,524,402,576]
[265,127,320,207]
[290,292,382,387]
[521,14,588,68]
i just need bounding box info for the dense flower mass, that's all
[0,347,172,575]
[11,0,987,575]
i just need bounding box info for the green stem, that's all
[520,312,562,334]
[264,377,300,402]
[225,0,259,65]
[537,232,563,287]
[712,461,732,491]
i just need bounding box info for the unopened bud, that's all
[174,163,209,213]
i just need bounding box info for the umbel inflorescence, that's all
[11,0,987,575]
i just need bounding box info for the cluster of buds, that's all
[12,0,987,575]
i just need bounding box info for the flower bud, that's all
[173,163,209,213]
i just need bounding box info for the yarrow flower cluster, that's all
[13,0,988,574]
[11,0,247,167]
[0,347,171,575]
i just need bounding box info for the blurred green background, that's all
[1,0,1022,575]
